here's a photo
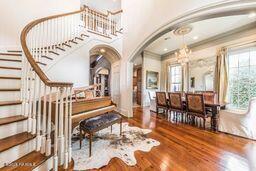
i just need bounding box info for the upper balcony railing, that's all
[20,6,122,171]
[82,5,123,37]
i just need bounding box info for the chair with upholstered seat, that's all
[219,98,256,140]
[168,92,185,122]
[186,93,211,129]
[156,92,168,116]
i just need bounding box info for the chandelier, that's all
[174,26,193,65]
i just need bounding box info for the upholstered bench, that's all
[79,112,122,157]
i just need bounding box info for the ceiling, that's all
[145,14,256,55]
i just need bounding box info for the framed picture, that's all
[146,71,159,89]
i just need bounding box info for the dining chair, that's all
[168,92,185,122]
[202,92,217,104]
[156,92,168,116]
[186,93,211,129]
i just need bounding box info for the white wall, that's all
[0,0,80,49]
[46,37,122,88]
[47,45,90,88]
[142,51,161,107]
[81,0,121,13]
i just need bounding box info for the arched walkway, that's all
[89,44,122,109]
[125,0,256,117]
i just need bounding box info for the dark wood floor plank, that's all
[90,107,256,171]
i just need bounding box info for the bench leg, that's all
[80,127,82,149]
[89,134,92,157]
[120,119,122,136]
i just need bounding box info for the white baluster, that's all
[53,88,59,171]
[58,87,65,165]
[41,84,47,154]
[36,80,42,151]
[46,87,52,156]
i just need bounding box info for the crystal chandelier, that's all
[175,35,191,65]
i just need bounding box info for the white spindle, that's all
[54,88,59,171]
[41,84,47,154]
[36,80,42,151]
[46,87,52,156]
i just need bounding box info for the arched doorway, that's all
[126,1,256,116]
[89,44,121,108]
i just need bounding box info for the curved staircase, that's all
[0,51,51,171]
[0,6,122,171]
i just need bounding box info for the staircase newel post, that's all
[32,73,38,135]
[68,87,73,162]
[36,80,42,151]
[53,87,59,171]
[41,84,47,154]
[64,87,69,169]
[58,87,65,165]
[28,67,34,133]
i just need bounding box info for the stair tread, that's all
[0,76,21,80]
[0,115,28,126]
[6,50,22,53]
[0,132,35,153]
[0,151,51,171]
[0,58,22,62]
[0,88,20,91]
[0,100,22,106]
[0,66,21,70]
[0,53,22,57]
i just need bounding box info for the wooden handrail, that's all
[20,10,85,88]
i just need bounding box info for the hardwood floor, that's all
[88,107,256,171]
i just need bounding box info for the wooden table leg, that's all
[211,106,219,131]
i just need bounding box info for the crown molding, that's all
[143,50,162,61]
[162,21,256,61]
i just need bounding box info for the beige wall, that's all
[161,31,256,91]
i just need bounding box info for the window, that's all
[169,65,182,92]
[228,46,256,109]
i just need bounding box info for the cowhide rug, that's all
[72,122,160,170]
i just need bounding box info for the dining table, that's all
[167,96,226,131]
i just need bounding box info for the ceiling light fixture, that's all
[164,48,168,51]
[193,36,199,40]
[248,12,256,18]
[173,26,193,66]
[100,48,106,53]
